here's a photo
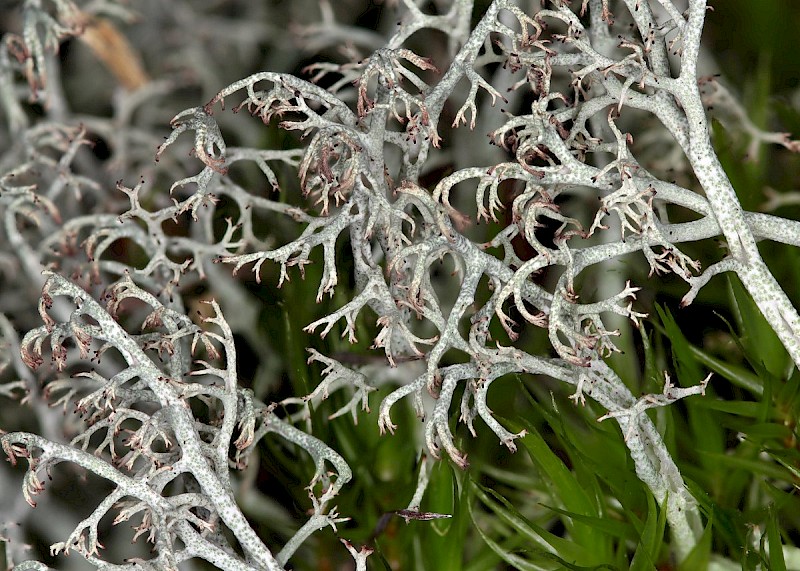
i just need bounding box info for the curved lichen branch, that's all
[278,349,375,425]
[6,0,85,98]
[598,372,712,441]
[204,72,357,129]
[156,107,228,175]
[10,273,285,570]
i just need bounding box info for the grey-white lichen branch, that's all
[1,0,799,568]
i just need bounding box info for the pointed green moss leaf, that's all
[677,515,712,571]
